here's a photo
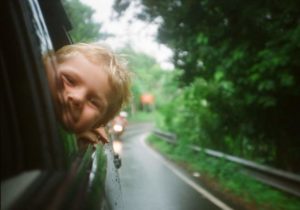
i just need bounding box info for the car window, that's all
[1,0,122,209]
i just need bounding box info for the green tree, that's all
[63,0,103,42]
[114,0,300,172]
[120,47,180,112]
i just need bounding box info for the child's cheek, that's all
[78,106,99,130]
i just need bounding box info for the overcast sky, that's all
[80,0,174,70]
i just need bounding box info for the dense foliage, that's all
[114,0,300,171]
[63,0,102,42]
[120,48,180,112]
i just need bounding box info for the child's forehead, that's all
[59,50,111,66]
[58,54,105,73]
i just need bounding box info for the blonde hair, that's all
[55,43,131,126]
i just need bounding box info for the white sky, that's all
[80,0,174,70]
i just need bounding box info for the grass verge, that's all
[147,134,300,210]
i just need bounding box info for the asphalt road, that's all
[118,123,233,210]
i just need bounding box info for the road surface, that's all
[118,123,233,210]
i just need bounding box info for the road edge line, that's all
[140,133,234,210]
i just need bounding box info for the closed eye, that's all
[89,97,101,108]
[62,75,76,86]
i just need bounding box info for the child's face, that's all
[46,53,110,133]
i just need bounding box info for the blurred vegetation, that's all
[114,0,300,172]
[119,47,181,114]
[127,111,156,123]
[63,0,107,42]
[148,135,300,210]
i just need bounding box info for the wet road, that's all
[118,123,233,210]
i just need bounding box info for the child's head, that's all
[45,43,131,133]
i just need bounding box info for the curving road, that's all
[118,123,234,210]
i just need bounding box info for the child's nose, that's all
[70,97,82,108]
[68,92,85,108]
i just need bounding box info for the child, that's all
[45,43,131,143]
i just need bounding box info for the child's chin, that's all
[61,114,92,133]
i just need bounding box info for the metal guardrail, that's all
[152,129,300,197]
[153,129,177,144]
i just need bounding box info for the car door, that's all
[1,0,120,209]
